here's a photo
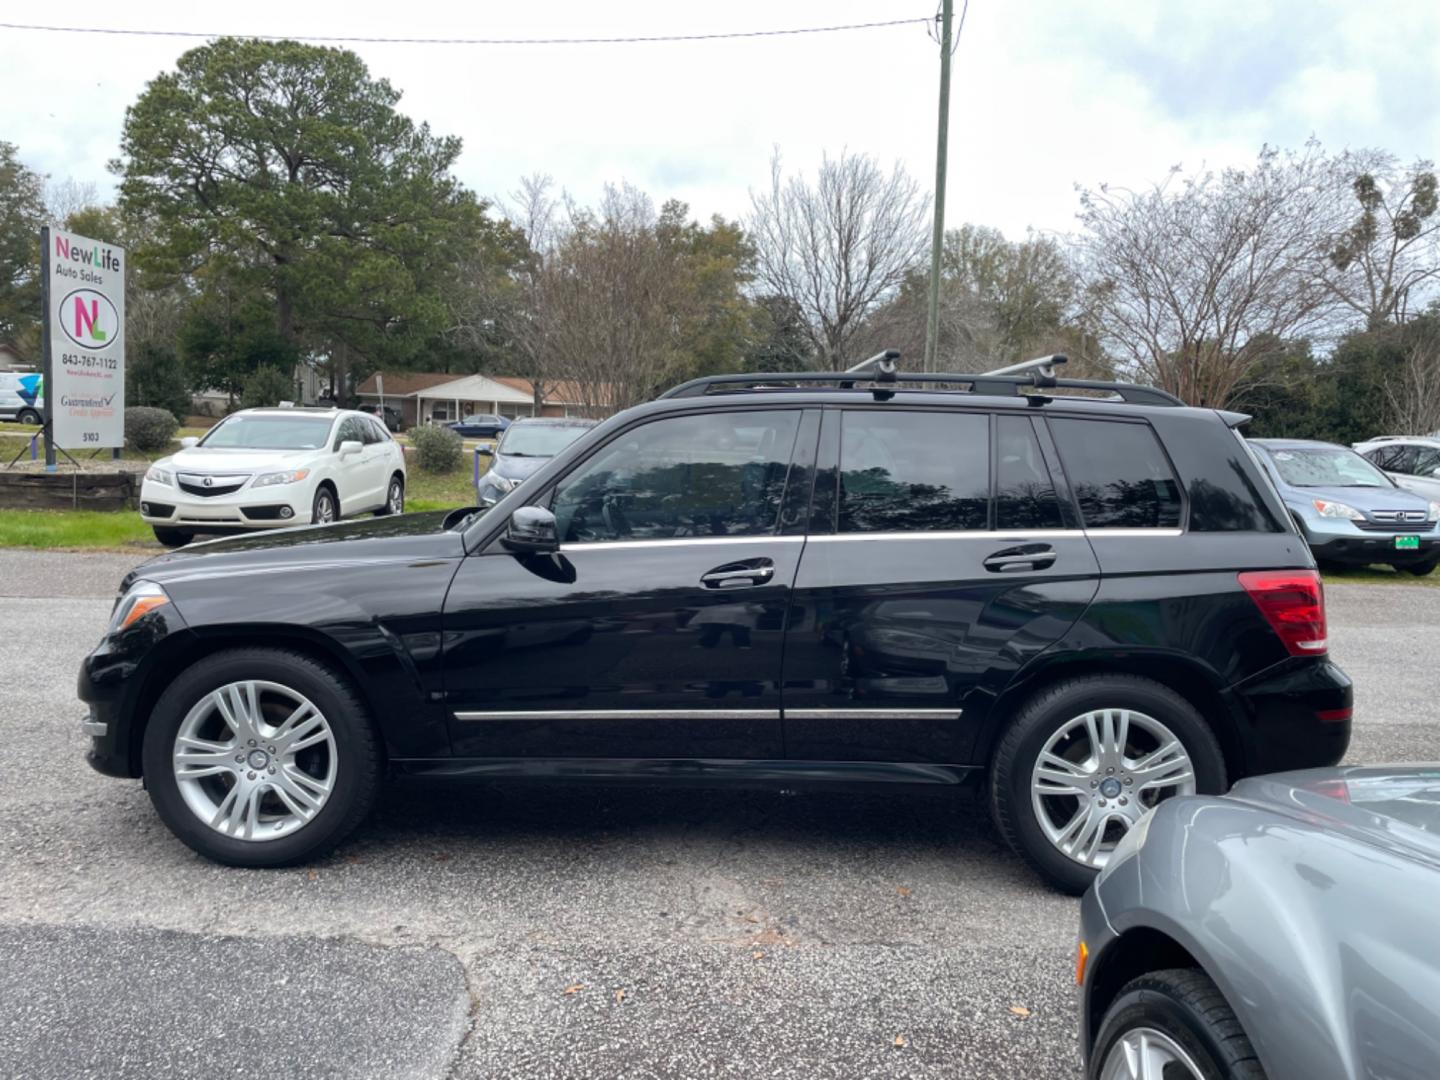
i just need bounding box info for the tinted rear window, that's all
[838,411,989,532]
[996,416,1063,530]
[1050,418,1183,529]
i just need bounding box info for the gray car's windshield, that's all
[1267,447,1393,488]
[200,415,334,450]
[498,424,592,457]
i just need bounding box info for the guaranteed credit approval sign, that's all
[48,228,125,449]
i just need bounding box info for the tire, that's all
[1406,558,1438,577]
[16,408,40,425]
[312,484,339,525]
[990,674,1227,894]
[375,474,404,516]
[140,648,381,867]
[1090,968,1267,1080]
[152,527,194,548]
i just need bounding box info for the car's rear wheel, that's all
[375,474,404,516]
[141,648,380,867]
[17,407,40,425]
[152,527,194,547]
[1090,969,1267,1080]
[990,675,1227,894]
[312,485,338,525]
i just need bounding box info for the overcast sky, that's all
[3,0,1438,238]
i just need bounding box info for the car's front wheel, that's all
[990,674,1227,894]
[1406,557,1438,577]
[17,407,40,425]
[375,474,404,516]
[152,527,194,548]
[140,648,380,867]
[311,485,338,525]
[1090,968,1266,1080]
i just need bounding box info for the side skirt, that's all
[390,757,982,789]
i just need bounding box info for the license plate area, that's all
[1395,535,1420,550]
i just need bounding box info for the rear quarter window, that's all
[1049,418,1183,529]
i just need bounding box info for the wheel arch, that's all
[976,651,1246,782]
[125,625,387,777]
[1085,926,1201,1051]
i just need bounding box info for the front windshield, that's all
[498,423,591,457]
[200,415,334,450]
[1265,446,1393,488]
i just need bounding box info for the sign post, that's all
[43,227,125,465]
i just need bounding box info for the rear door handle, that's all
[983,544,1057,572]
[701,560,775,588]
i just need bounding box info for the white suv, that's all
[139,408,407,546]
[1353,436,1440,501]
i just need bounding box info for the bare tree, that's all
[1384,333,1440,435]
[1076,145,1336,407]
[747,149,930,367]
[1317,151,1440,330]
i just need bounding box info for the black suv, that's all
[79,364,1352,892]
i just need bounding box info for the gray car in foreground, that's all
[1079,766,1440,1080]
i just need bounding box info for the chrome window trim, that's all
[806,530,1085,542]
[559,536,806,553]
[1085,528,1185,537]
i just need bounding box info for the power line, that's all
[0,16,931,47]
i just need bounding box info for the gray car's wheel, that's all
[141,648,380,867]
[16,407,40,425]
[312,485,338,524]
[990,675,1226,894]
[1090,969,1267,1080]
[375,474,404,516]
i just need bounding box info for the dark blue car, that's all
[447,413,511,439]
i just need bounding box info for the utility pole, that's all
[923,0,954,373]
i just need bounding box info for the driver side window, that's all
[550,411,801,543]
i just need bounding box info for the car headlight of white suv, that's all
[144,466,173,486]
[252,468,312,488]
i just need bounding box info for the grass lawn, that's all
[1323,564,1440,587]
[0,509,156,550]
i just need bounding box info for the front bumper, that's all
[140,479,309,531]
[1225,657,1352,778]
[77,601,192,779]
[1297,517,1440,566]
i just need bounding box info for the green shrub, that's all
[409,423,463,473]
[241,365,297,410]
[124,406,179,452]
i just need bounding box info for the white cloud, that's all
[1,0,1435,241]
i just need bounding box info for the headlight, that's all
[1312,499,1364,521]
[253,468,311,487]
[145,466,173,486]
[108,580,170,634]
[1429,502,1440,524]
[492,474,516,493]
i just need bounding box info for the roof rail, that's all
[659,354,1183,407]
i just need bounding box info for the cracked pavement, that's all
[0,549,1434,1079]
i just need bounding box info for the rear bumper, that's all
[1225,658,1352,778]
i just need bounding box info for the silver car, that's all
[1079,766,1440,1080]
[1354,435,1440,502]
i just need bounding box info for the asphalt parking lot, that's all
[0,548,1435,1080]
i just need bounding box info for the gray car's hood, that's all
[490,453,550,481]
[1231,765,1440,869]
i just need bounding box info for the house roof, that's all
[354,372,460,398]
[413,373,535,405]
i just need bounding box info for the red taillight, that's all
[1315,707,1352,723]
[1238,570,1328,657]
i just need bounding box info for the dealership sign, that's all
[47,228,125,449]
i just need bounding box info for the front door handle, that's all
[701,560,775,588]
[983,544,1057,573]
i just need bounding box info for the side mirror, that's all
[339,439,363,456]
[179,436,199,449]
[502,506,560,555]
[477,444,494,457]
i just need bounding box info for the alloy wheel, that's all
[1029,708,1195,869]
[171,680,337,842]
[388,479,404,514]
[315,491,336,523]
[1098,1026,1206,1080]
